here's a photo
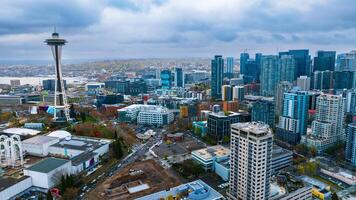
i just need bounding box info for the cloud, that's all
[0,0,356,60]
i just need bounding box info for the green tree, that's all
[309,147,317,157]
[331,192,339,200]
[222,135,230,143]
[46,190,52,200]
[113,137,123,159]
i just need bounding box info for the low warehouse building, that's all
[0,176,32,200]
[24,157,72,189]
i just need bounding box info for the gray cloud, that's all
[0,0,356,60]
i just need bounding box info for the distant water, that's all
[0,76,87,85]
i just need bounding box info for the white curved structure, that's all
[3,128,40,136]
[47,130,71,139]
[0,135,23,167]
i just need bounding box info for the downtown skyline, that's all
[0,0,356,62]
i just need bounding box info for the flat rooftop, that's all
[50,136,110,151]
[26,157,69,173]
[22,135,58,145]
[192,145,230,161]
[136,179,223,200]
[0,176,30,192]
[231,122,271,135]
[272,145,293,158]
[118,104,170,113]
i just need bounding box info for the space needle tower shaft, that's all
[45,31,70,122]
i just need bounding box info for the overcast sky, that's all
[1,0,356,61]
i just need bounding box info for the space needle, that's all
[45,30,70,122]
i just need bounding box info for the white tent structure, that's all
[0,135,24,167]
[47,130,71,140]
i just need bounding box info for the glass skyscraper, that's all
[161,69,172,89]
[239,53,249,75]
[279,49,311,77]
[261,55,280,97]
[174,67,184,87]
[279,55,297,83]
[226,57,234,78]
[211,55,224,99]
[313,50,336,72]
[251,98,275,128]
[277,89,309,145]
[336,51,356,71]
[345,123,356,166]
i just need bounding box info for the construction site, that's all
[88,159,182,200]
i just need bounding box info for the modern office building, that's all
[279,49,311,77]
[207,109,250,142]
[302,94,345,152]
[230,77,244,86]
[104,79,129,93]
[222,85,233,101]
[275,81,293,117]
[226,57,234,78]
[251,98,275,128]
[96,94,124,106]
[42,79,67,91]
[184,70,210,84]
[136,179,224,200]
[86,82,104,95]
[240,53,249,75]
[232,85,244,101]
[174,67,184,87]
[271,145,293,173]
[261,55,280,97]
[118,104,174,126]
[0,95,24,105]
[345,123,356,166]
[346,89,356,114]
[297,76,311,91]
[279,55,297,83]
[243,59,260,83]
[333,71,355,90]
[228,122,273,200]
[336,50,356,71]
[312,70,333,90]
[313,50,336,72]
[161,69,172,89]
[277,89,309,145]
[211,55,224,99]
[191,145,230,170]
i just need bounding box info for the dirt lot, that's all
[87,159,181,200]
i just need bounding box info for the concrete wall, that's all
[0,177,32,200]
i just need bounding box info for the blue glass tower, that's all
[240,53,249,75]
[226,57,234,78]
[175,67,184,87]
[313,50,336,72]
[211,55,224,99]
[279,49,311,77]
[161,69,172,89]
[251,98,275,128]
[277,89,309,144]
[261,55,280,97]
[345,123,356,166]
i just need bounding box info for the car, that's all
[82,185,88,191]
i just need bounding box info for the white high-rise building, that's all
[228,122,273,200]
[297,76,311,91]
[302,94,345,152]
[232,85,244,101]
